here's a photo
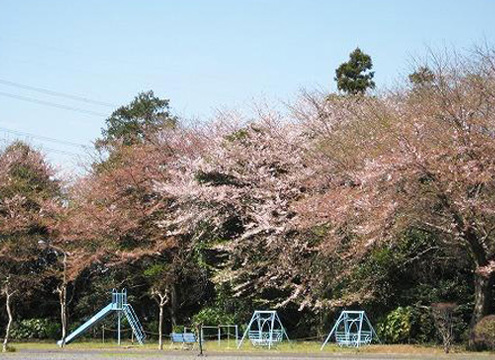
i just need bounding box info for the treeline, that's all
[2,46,495,351]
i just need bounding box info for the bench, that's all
[248,330,283,346]
[170,332,197,349]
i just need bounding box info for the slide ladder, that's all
[123,303,146,344]
[58,288,145,346]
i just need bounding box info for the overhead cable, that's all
[0,91,107,117]
[0,78,116,108]
[0,126,86,148]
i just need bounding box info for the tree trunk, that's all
[2,288,13,353]
[158,304,164,350]
[151,288,169,351]
[58,284,67,348]
[168,285,177,330]
[471,272,494,328]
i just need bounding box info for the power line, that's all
[0,91,108,117]
[39,146,84,157]
[0,137,84,157]
[0,78,116,108]
[0,126,87,148]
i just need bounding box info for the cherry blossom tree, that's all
[72,128,211,337]
[0,142,60,351]
[151,111,317,310]
[295,47,495,327]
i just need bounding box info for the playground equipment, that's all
[199,324,239,347]
[58,288,145,346]
[238,310,289,349]
[320,310,378,349]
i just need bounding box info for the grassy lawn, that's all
[9,340,494,356]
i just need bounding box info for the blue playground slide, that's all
[58,289,145,346]
[58,303,113,346]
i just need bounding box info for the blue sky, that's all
[1,0,494,172]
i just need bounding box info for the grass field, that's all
[8,340,495,355]
[4,341,495,360]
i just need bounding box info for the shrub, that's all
[145,320,159,340]
[431,302,457,353]
[172,325,185,333]
[192,307,236,326]
[409,306,436,343]
[472,315,495,350]
[377,307,412,343]
[10,318,60,340]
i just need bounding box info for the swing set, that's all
[237,310,289,349]
[320,310,379,349]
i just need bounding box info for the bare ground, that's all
[3,349,495,360]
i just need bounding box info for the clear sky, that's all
[1,0,494,172]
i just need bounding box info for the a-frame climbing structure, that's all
[58,289,145,346]
[237,310,289,349]
[321,310,379,349]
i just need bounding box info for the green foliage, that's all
[335,48,375,95]
[409,306,436,344]
[405,305,468,345]
[143,263,167,278]
[99,90,177,147]
[224,128,249,143]
[471,315,495,350]
[0,142,59,202]
[192,307,236,326]
[172,325,185,333]
[195,170,241,187]
[10,318,60,340]
[377,307,412,343]
[192,282,249,327]
[409,66,435,87]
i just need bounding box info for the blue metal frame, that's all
[320,310,379,349]
[58,288,146,347]
[237,310,289,349]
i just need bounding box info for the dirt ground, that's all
[3,349,495,360]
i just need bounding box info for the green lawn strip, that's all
[9,340,495,356]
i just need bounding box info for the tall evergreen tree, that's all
[98,90,177,147]
[408,66,435,87]
[335,48,375,95]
